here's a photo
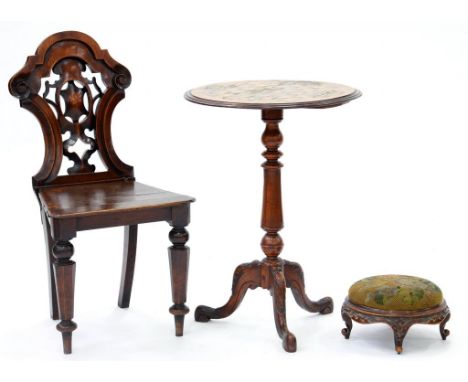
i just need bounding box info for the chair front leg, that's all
[118,225,138,308]
[52,240,77,354]
[168,225,190,336]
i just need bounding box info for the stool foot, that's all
[440,313,451,340]
[341,309,353,339]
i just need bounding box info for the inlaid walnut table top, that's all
[185,80,361,109]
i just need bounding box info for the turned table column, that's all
[185,80,361,352]
[261,109,284,260]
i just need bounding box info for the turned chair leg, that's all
[168,226,190,336]
[52,240,77,354]
[118,225,138,308]
[41,210,59,320]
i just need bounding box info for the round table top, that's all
[185,80,361,109]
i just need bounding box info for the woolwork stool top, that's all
[9,31,194,354]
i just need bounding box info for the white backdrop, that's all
[1,2,467,381]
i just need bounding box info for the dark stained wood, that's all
[41,208,59,320]
[9,31,133,189]
[9,31,194,354]
[52,240,77,355]
[39,181,193,219]
[260,109,284,258]
[118,225,138,308]
[167,204,191,336]
[341,298,451,354]
[195,261,261,322]
[168,228,190,336]
[195,109,333,352]
[284,260,333,314]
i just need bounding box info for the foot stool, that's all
[341,275,450,354]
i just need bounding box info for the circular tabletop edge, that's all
[184,88,362,110]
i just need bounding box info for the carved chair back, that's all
[9,31,134,190]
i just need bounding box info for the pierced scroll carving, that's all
[42,58,105,174]
[9,31,134,188]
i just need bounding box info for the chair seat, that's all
[39,180,194,218]
[348,275,443,311]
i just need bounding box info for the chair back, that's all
[9,31,134,189]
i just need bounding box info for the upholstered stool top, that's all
[348,275,443,311]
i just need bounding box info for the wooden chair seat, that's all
[40,181,194,219]
[9,31,194,354]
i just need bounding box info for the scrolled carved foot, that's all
[194,305,215,322]
[341,310,353,339]
[282,332,297,353]
[440,313,451,340]
[341,327,351,339]
[441,328,450,340]
[195,261,261,323]
[318,297,334,315]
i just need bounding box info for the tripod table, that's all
[185,80,361,352]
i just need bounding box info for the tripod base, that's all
[195,258,333,352]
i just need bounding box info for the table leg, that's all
[195,109,333,352]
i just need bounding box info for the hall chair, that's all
[8,31,194,354]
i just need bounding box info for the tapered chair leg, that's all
[41,210,59,320]
[52,240,77,354]
[168,226,190,336]
[118,225,138,308]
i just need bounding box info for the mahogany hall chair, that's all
[8,31,194,354]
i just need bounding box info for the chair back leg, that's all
[42,209,59,320]
[118,225,138,308]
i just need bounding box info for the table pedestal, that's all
[194,109,333,352]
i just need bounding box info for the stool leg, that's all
[440,313,451,340]
[391,321,411,354]
[341,309,353,339]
